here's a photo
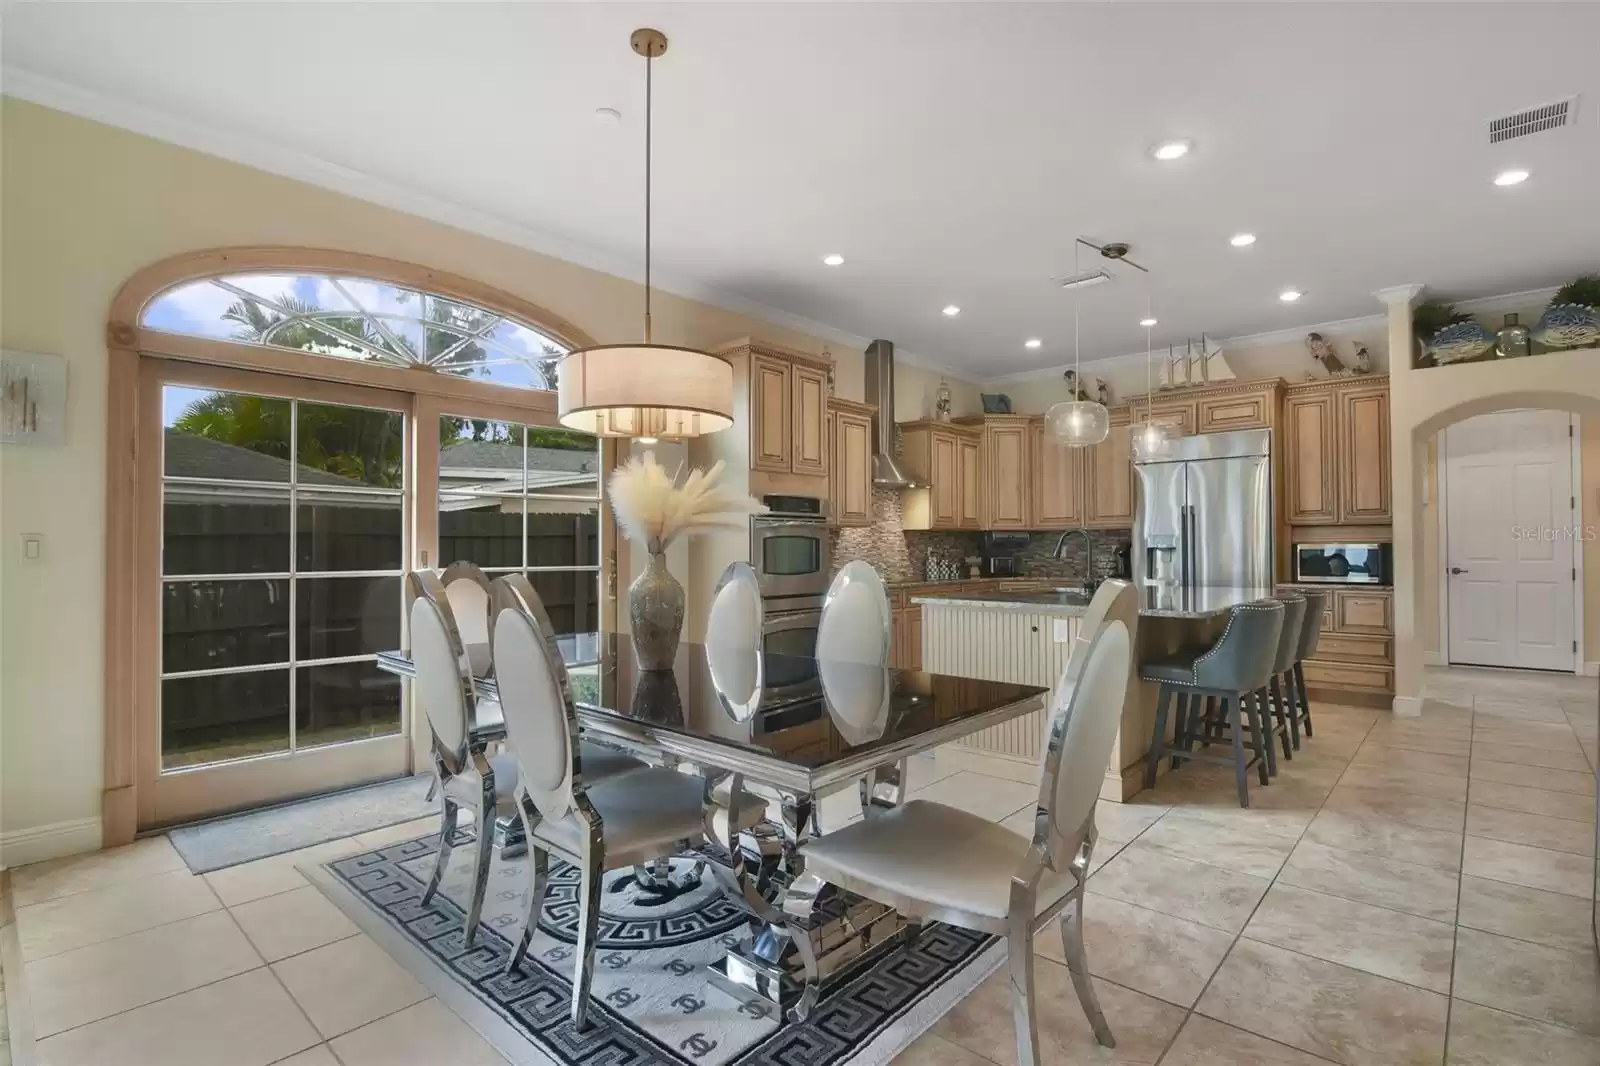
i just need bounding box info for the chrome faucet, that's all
[1052,528,1098,594]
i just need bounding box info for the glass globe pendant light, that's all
[1046,242,1110,446]
[1130,287,1173,459]
[557,29,734,439]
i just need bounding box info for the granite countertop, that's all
[914,584,1279,620]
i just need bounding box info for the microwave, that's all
[1293,542,1392,585]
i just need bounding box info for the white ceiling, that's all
[5,3,1598,378]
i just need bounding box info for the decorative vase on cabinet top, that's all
[1532,303,1600,351]
[1495,313,1532,359]
[1426,320,1495,365]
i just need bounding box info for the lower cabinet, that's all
[891,605,923,671]
[1281,586,1394,696]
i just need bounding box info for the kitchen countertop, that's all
[914,584,1279,620]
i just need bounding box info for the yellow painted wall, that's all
[0,98,980,857]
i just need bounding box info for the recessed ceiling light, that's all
[822,253,844,266]
[1139,317,1158,328]
[1493,168,1529,187]
[1279,289,1303,303]
[1024,338,1042,349]
[942,305,961,317]
[1229,233,1256,247]
[594,107,621,125]
[1151,140,1191,161]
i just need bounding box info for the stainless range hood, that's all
[864,339,918,488]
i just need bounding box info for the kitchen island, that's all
[913,584,1276,800]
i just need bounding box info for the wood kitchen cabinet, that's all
[790,363,829,476]
[730,340,832,479]
[899,421,981,531]
[1279,584,1394,698]
[1030,418,1085,528]
[891,605,923,670]
[827,397,875,528]
[1145,400,1196,439]
[1282,376,1390,524]
[1085,407,1135,529]
[967,415,1032,530]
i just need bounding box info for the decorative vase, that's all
[1426,320,1495,365]
[628,539,684,670]
[1532,303,1600,351]
[1495,313,1531,359]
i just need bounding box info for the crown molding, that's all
[1374,283,1427,307]
[2,68,965,372]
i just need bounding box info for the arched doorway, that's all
[103,248,616,839]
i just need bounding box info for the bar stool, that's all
[1258,594,1308,774]
[1287,589,1327,745]
[1142,600,1285,808]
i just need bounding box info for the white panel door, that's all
[1444,409,1576,671]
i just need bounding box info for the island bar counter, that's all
[914,585,1276,799]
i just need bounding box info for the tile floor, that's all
[0,665,1594,1065]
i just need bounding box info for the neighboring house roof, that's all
[163,429,370,487]
[439,441,597,474]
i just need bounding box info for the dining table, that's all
[375,632,1048,1013]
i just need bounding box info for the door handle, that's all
[1449,567,1468,575]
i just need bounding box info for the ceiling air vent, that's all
[1488,96,1577,144]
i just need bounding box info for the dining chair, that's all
[490,574,717,1029]
[815,561,896,819]
[409,577,512,946]
[441,560,495,650]
[780,580,1138,1062]
[705,561,764,717]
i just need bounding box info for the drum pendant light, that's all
[1130,285,1172,458]
[557,29,734,439]
[1045,241,1110,446]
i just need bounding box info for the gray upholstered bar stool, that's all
[1254,594,1307,776]
[1142,600,1286,807]
[1285,589,1328,746]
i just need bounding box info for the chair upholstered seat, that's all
[1139,655,1200,686]
[442,751,519,810]
[798,800,1079,922]
[575,742,650,784]
[530,767,707,864]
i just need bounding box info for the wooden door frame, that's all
[1435,409,1583,674]
[103,247,610,844]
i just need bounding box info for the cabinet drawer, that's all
[1303,659,1394,692]
[1335,591,1392,634]
[1197,392,1271,432]
[1313,633,1393,664]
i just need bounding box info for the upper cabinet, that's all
[725,340,832,480]
[899,421,982,531]
[1085,407,1135,529]
[975,415,1033,530]
[1030,419,1085,528]
[1283,376,1390,524]
[827,397,875,528]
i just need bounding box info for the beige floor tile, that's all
[1134,811,1295,879]
[907,771,1040,823]
[1086,842,1272,934]
[1034,892,1234,1008]
[1446,1000,1600,1066]
[268,1048,341,1066]
[1197,938,1448,1066]
[1467,779,1597,822]
[1154,791,1317,842]
[329,998,508,1066]
[1466,804,1595,856]
[229,884,361,962]
[15,868,220,961]
[1303,809,1463,872]
[204,838,364,907]
[1471,758,1596,796]
[272,932,429,1038]
[1456,875,1597,953]
[1471,741,1593,773]
[1321,782,1465,832]
[24,909,262,1037]
[1277,840,1459,922]
[1473,720,1583,750]
[1452,927,1600,1036]
[1349,745,1468,778]
[1093,799,1169,841]
[1338,763,1468,802]
[890,1031,996,1066]
[934,959,1185,1066]
[10,837,187,907]
[1242,883,1455,992]
[31,968,317,1066]
[1474,699,1571,724]
[1462,835,1594,899]
[1359,731,1472,758]
[1161,1015,1341,1066]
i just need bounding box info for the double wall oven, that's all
[750,495,831,705]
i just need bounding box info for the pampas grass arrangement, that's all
[610,451,763,553]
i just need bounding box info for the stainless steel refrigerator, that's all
[1133,429,1273,589]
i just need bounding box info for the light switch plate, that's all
[22,533,43,561]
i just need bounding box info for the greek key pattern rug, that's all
[312,833,1001,1066]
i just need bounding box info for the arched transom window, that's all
[144,273,569,390]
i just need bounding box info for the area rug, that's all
[168,774,436,873]
[306,833,1004,1066]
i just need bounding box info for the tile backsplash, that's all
[831,485,1129,585]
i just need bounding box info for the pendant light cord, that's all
[1072,241,1081,395]
[1145,283,1154,422]
[643,48,653,345]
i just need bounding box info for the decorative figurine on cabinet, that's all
[934,378,952,421]
[1306,332,1373,378]
[1096,380,1110,405]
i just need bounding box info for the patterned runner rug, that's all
[307,833,1003,1066]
